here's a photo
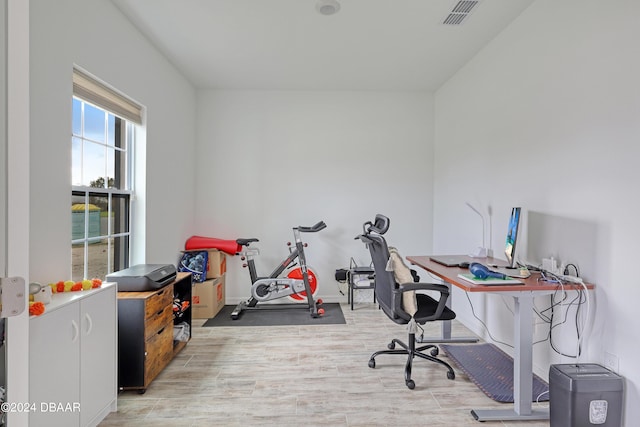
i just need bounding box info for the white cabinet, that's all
[29,283,117,427]
[79,285,117,426]
[29,300,80,426]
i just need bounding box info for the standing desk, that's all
[406,255,594,422]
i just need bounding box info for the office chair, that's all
[358,214,456,389]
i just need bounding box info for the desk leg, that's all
[470,294,549,421]
[416,282,479,344]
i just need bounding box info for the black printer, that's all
[106,264,177,292]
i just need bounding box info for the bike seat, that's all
[236,238,259,246]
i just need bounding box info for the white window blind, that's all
[72,67,143,124]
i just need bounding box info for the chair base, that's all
[368,332,455,389]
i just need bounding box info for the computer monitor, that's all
[504,207,521,268]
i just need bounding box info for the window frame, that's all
[71,96,136,280]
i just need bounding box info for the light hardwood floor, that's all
[99,303,550,427]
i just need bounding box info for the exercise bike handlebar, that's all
[296,221,327,233]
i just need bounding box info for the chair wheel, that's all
[430,348,439,357]
[368,359,376,369]
[387,342,396,350]
[406,379,415,389]
[447,371,455,380]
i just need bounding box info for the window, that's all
[71,68,142,281]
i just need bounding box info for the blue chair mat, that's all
[441,343,549,403]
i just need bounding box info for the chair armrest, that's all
[393,282,451,322]
[397,282,449,295]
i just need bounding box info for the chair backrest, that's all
[358,215,401,320]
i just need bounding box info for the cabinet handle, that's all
[71,320,79,343]
[84,312,93,335]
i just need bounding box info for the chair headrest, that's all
[364,214,390,235]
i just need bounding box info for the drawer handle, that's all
[156,288,166,297]
[156,309,164,316]
[157,327,165,335]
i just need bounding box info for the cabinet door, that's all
[80,286,117,426]
[29,303,81,427]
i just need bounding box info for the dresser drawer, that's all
[145,303,173,341]
[144,323,173,384]
[144,285,173,319]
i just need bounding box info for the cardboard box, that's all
[192,275,225,319]
[206,249,227,279]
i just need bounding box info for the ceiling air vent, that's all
[442,0,480,25]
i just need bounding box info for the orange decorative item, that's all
[55,281,65,293]
[49,278,102,294]
[29,301,45,316]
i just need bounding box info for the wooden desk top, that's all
[117,272,191,299]
[406,255,594,293]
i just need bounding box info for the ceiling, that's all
[112,0,535,91]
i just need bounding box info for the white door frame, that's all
[5,1,30,426]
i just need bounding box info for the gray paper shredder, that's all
[549,364,623,427]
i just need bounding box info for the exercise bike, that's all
[230,221,327,320]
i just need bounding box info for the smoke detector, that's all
[316,0,341,16]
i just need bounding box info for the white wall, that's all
[195,90,434,302]
[29,0,197,284]
[26,1,196,421]
[434,0,640,423]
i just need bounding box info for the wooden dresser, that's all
[117,272,192,393]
